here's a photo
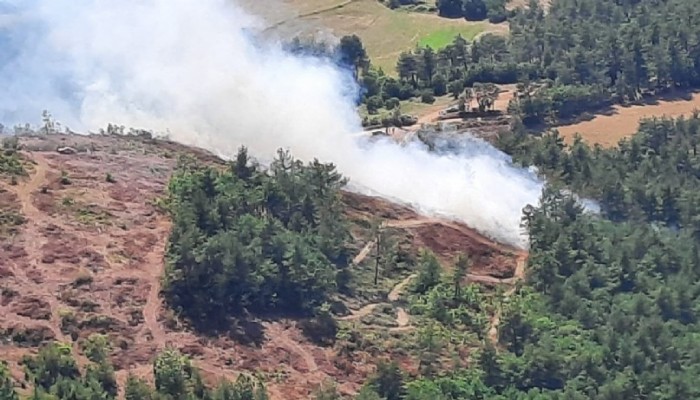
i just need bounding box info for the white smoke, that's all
[0,0,544,248]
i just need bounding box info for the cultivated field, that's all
[252,0,507,73]
[557,91,700,147]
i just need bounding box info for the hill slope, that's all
[0,133,521,398]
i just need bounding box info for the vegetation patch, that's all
[418,27,482,49]
[0,323,56,347]
[58,196,114,227]
[6,344,268,400]
[0,208,25,237]
[0,136,26,178]
[163,148,351,330]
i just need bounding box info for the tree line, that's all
[162,148,350,330]
[305,115,700,400]
[378,0,508,23]
[354,0,700,127]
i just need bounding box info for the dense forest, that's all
[162,148,350,329]
[158,115,700,398]
[316,121,700,400]
[358,0,700,127]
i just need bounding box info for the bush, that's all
[60,170,71,185]
[432,74,448,96]
[487,9,507,23]
[366,95,385,114]
[1,136,20,152]
[420,91,436,104]
[385,97,401,110]
[300,303,338,345]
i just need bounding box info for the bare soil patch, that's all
[557,91,700,147]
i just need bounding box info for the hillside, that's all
[0,133,522,399]
[245,0,506,73]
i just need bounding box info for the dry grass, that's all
[253,0,507,74]
[557,91,700,148]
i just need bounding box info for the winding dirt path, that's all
[388,274,416,302]
[348,216,527,340]
[338,303,379,321]
[388,275,415,328]
[339,274,416,324]
[16,154,48,219]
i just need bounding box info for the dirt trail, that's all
[7,154,69,344]
[4,152,94,363]
[264,323,318,373]
[263,0,359,31]
[140,223,169,348]
[345,215,525,332]
[395,308,409,327]
[339,273,416,325]
[487,252,527,346]
[338,303,379,321]
[16,153,48,219]
[352,239,376,265]
[388,274,416,302]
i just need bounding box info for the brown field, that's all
[0,133,522,399]
[557,91,700,147]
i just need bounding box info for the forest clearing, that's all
[556,91,700,147]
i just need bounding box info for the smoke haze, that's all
[0,0,544,248]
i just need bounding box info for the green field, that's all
[418,25,485,49]
[259,0,507,74]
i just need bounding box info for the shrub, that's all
[385,97,401,110]
[366,95,385,114]
[60,170,71,185]
[420,91,436,104]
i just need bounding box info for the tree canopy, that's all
[357,0,700,127]
[163,148,350,329]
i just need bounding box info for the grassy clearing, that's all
[400,95,455,116]
[359,96,454,118]
[418,26,484,49]
[270,0,505,73]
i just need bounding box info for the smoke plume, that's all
[0,0,544,248]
